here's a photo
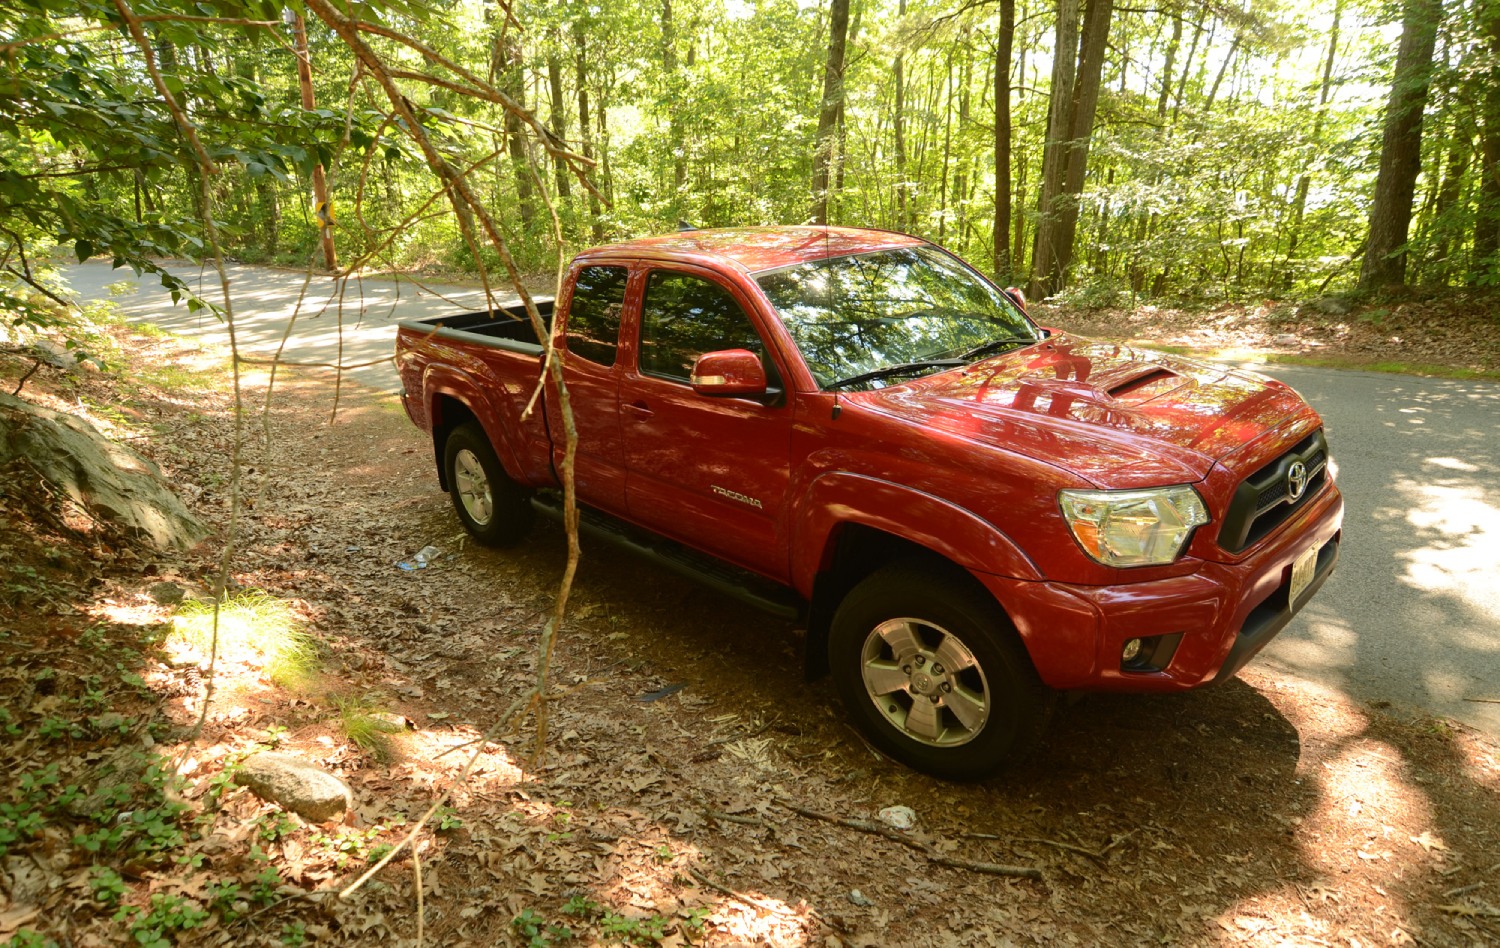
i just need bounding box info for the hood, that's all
[858,334,1311,488]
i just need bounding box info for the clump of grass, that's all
[170,591,321,689]
[330,696,403,762]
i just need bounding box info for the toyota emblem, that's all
[1286,460,1309,502]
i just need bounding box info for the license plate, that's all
[1289,543,1320,610]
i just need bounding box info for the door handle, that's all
[624,400,654,418]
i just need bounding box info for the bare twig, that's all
[687,867,809,918]
[11,360,43,397]
[706,811,766,827]
[774,798,1043,880]
[1463,697,1500,705]
[1018,837,1107,860]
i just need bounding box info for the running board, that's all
[530,495,802,620]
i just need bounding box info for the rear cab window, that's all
[566,265,629,366]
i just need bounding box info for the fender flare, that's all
[421,364,528,485]
[790,471,1043,596]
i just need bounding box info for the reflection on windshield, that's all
[756,245,1038,389]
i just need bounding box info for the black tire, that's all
[442,422,534,546]
[828,562,1054,780]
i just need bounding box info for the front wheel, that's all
[442,422,533,546]
[828,563,1054,780]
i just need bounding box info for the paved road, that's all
[63,260,1500,736]
[65,259,510,391]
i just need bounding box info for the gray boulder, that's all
[234,752,353,822]
[0,392,206,550]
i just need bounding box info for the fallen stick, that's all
[706,810,766,827]
[774,797,1042,881]
[687,867,805,917]
[1463,697,1500,705]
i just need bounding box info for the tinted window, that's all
[566,266,628,366]
[639,271,777,385]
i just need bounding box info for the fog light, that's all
[1121,638,1143,662]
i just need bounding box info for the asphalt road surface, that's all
[63,260,1500,737]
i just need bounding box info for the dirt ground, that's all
[2,313,1499,947]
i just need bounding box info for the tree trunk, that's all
[811,0,851,224]
[1029,0,1080,296]
[574,26,605,242]
[993,0,1015,279]
[547,33,572,202]
[894,0,909,231]
[499,35,536,229]
[1473,0,1500,281]
[1284,0,1342,286]
[661,0,686,213]
[1028,0,1080,298]
[1049,0,1114,289]
[1360,0,1441,289]
[292,13,337,270]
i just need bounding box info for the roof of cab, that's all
[572,226,925,274]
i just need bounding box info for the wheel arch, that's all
[423,368,525,490]
[796,472,1043,680]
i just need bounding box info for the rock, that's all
[848,889,874,907]
[234,752,353,822]
[1272,333,1299,347]
[876,805,917,830]
[1305,296,1352,317]
[0,393,207,551]
[148,581,186,605]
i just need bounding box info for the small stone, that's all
[848,889,874,907]
[876,805,917,830]
[1272,334,1299,347]
[234,751,353,822]
[148,581,186,605]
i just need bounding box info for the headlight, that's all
[1058,486,1209,567]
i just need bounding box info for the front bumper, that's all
[983,483,1344,691]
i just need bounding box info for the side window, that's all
[639,271,779,385]
[566,266,628,367]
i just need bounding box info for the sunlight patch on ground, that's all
[1389,474,1500,630]
[1263,607,1358,674]
[167,591,321,688]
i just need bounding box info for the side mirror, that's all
[1003,286,1028,312]
[690,349,768,396]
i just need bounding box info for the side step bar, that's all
[531,494,803,620]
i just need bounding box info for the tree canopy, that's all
[2,0,1497,321]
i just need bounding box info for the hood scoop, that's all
[1103,366,1185,404]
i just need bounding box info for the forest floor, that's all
[1,307,1499,947]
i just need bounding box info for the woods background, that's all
[1,0,1491,312]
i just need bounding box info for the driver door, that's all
[619,267,792,581]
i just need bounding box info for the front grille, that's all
[1218,430,1329,553]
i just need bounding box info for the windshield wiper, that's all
[958,335,1040,362]
[827,359,966,391]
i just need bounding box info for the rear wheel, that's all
[442,422,533,546]
[829,562,1054,780]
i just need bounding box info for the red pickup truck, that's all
[396,227,1343,779]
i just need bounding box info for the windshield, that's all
[755,245,1039,389]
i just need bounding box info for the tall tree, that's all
[547,31,573,203]
[993,0,1015,279]
[575,24,606,242]
[1473,0,1500,281]
[1030,0,1118,298]
[894,0,909,231]
[1049,0,1114,290]
[1360,0,1442,289]
[811,0,851,224]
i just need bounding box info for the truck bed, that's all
[396,299,553,354]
